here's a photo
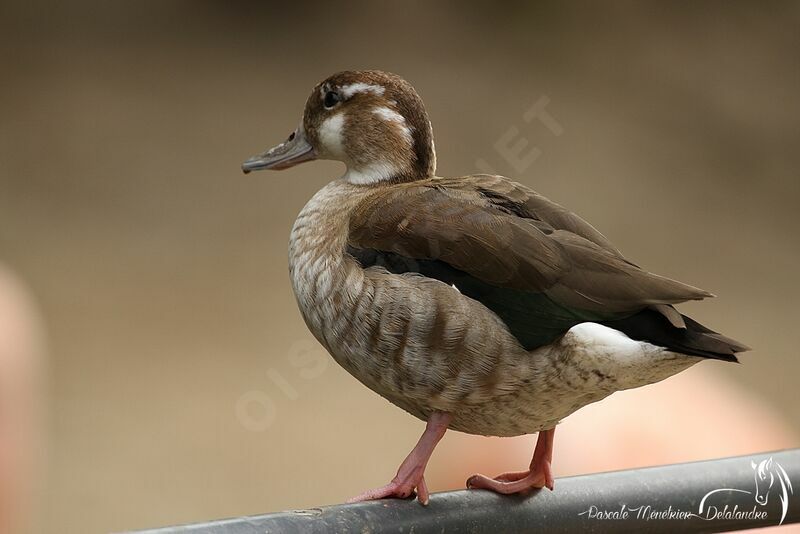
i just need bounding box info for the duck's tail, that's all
[601,307,750,362]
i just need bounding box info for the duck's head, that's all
[242,70,436,184]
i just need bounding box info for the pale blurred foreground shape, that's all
[0,265,45,534]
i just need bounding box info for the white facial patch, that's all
[340,83,385,99]
[372,106,413,146]
[318,113,346,158]
[372,106,404,123]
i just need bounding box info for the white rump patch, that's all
[340,83,385,99]
[318,113,346,158]
[563,322,700,390]
[372,106,413,145]
[568,323,642,355]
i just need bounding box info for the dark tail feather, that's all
[601,309,750,362]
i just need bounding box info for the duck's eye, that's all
[323,91,340,109]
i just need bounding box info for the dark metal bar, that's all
[134,449,800,533]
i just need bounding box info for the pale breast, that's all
[289,181,535,418]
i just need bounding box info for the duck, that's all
[241,70,748,505]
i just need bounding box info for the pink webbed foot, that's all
[348,412,450,506]
[348,472,431,504]
[467,428,556,495]
[466,462,554,493]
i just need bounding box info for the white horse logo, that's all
[752,457,793,515]
[699,456,794,525]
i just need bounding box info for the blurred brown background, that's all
[1,1,799,532]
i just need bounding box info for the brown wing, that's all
[443,174,627,259]
[349,175,712,315]
[440,174,693,326]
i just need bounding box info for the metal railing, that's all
[135,448,799,533]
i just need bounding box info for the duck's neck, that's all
[288,180,368,348]
[343,136,436,185]
[344,162,403,185]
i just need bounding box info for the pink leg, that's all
[467,427,556,494]
[348,411,451,506]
